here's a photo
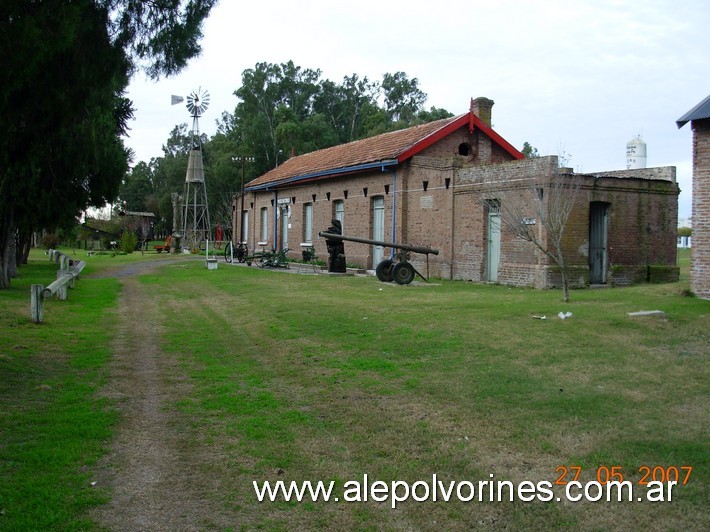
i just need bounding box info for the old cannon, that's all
[318,231,439,285]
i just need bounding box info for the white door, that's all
[487,211,501,282]
[334,200,344,231]
[372,197,385,266]
[281,205,289,250]
[240,211,249,243]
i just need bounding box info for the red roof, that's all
[246,111,523,190]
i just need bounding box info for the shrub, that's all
[41,233,59,249]
[119,230,138,254]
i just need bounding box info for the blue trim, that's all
[245,160,399,191]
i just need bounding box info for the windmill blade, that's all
[186,87,210,117]
[171,95,184,105]
[199,91,210,114]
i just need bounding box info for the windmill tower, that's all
[173,88,211,251]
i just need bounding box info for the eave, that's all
[245,159,399,192]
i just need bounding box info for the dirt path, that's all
[90,263,231,530]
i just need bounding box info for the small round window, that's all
[458,142,471,156]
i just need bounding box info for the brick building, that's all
[677,95,710,299]
[234,98,679,288]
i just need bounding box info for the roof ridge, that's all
[246,111,519,190]
[300,114,463,156]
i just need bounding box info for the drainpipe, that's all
[273,190,278,251]
[383,166,397,260]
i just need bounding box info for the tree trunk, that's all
[8,233,17,279]
[0,208,14,289]
[16,229,32,266]
[560,267,570,303]
[555,248,571,303]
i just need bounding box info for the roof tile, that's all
[247,114,464,188]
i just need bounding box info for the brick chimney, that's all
[471,97,495,126]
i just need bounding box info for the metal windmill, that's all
[172,87,211,251]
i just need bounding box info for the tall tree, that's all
[234,61,324,173]
[381,71,427,126]
[120,162,155,212]
[151,124,194,234]
[416,106,455,123]
[313,74,380,143]
[521,142,540,158]
[0,0,216,288]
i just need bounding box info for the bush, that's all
[41,233,60,249]
[119,230,138,254]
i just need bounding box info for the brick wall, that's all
[691,119,710,298]
[239,170,404,268]
[452,156,678,286]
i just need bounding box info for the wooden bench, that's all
[154,235,172,253]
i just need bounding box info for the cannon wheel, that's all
[392,261,415,285]
[375,259,394,282]
[236,244,247,263]
[224,242,233,263]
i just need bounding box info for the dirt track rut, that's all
[90,263,229,530]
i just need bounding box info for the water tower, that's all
[626,134,647,169]
[173,88,211,251]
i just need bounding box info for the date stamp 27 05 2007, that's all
[555,465,693,486]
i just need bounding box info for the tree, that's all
[229,63,436,178]
[521,142,540,158]
[233,61,324,173]
[0,0,216,289]
[381,72,427,126]
[481,171,582,302]
[202,133,252,235]
[149,124,195,235]
[417,106,455,123]
[120,162,155,212]
[313,74,380,143]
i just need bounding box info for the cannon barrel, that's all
[318,232,439,256]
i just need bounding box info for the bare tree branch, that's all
[479,170,582,301]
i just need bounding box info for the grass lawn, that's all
[1,247,707,529]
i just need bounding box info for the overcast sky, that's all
[124,0,710,219]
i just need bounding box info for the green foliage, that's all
[105,0,219,80]
[678,226,692,237]
[522,141,540,158]
[41,233,60,250]
[120,161,155,212]
[119,230,138,253]
[0,0,216,288]
[227,61,442,177]
[0,253,120,529]
[381,71,427,125]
